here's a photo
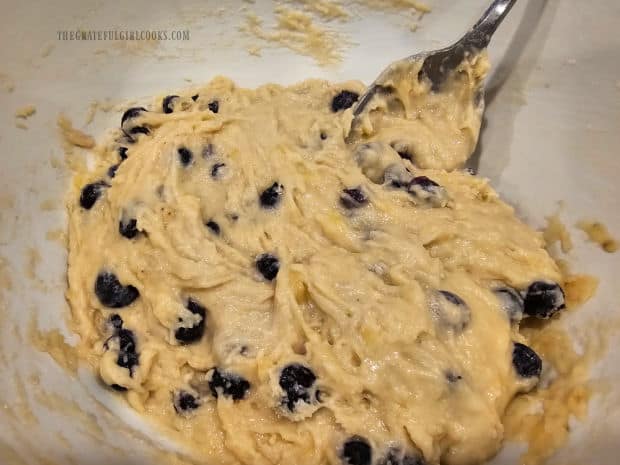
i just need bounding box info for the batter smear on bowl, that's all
[66,56,569,465]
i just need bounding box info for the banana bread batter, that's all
[66,56,567,465]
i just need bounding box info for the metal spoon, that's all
[352,0,517,118]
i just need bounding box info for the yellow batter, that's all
[66,56,567,465]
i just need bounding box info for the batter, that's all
[66,56,567,465]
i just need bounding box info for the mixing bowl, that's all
[1,0,618,463]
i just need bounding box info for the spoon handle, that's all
[466,0,518,49]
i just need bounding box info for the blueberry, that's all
[118,146,128,160]
[439,290,465,306]
[208,368,250,400]
[208,100,219,113]
[493,287,524,323]
[202,143,215,158]
[191,94,199,102]
[379,452,400,465]
[331,90,359,112]
[162,95,179,114]
[178,147,193,166]
[121,107,147,126]
[206,220,220,235]
[259,182,284,208]
[408,176,448,207]
[109,314,123,330]
[79,181,108,210]
[383,164,413,189]
[430,290,471,332]
[94,272,140,308]
[523,281,565,319]
[119,218,139,239]
[129,126,150,136]
[409,176,439,191]
[256,254,280,281]
[173,391,200,414]
[340,187,368,209]
[116,329,139,373]
[342,436,372,465]
[279,363,316,411]
[107,164,119,178]
[390,142,414,161]
[401,455,426,465]
[512,342,542,378]
[211,162,226,178]
[378,449,426,465]
[174,298,207,344]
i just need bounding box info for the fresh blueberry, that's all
[208,100,219,113]
[523,281,566,319]
[175,298,207,344]
[279,363,316,411]
[439,290,466,306]
[493,287,524,323]
[121,107,147,126]
[383,164,413,189]
[378,449,426,465]
[409,176,439,191]
[256,254,280,281]
[259,182,284,208]
[430,290,471,332]
[512,342,542,378]
[118,146,128,160]
[109,314,123,330]
[390,141,414,161]
[116,328,139,373]
[94,272,140,308]
[401,455,426,465]
[378,450,400,465]
[208,368,250,400]
[342,436,372,465]
[129,126,150,136]
[107,164,119,178]
[211,162,226,178]
[331,90,359,112]
[173,391,200,414]
[79,181,108,210]
[191,94,199,102]
[340,187,368,209]
[162,95,179,114]
[408,176,448,207]
[119,218,139,239]
[117,328,136,358]
[202,143,215,158]
[178,147,193,166]
[206,220,220,235]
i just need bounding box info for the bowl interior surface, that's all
[0,0,619,464]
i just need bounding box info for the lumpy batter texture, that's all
[67,59,567,465]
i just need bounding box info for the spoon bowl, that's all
[352,0,518,118]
